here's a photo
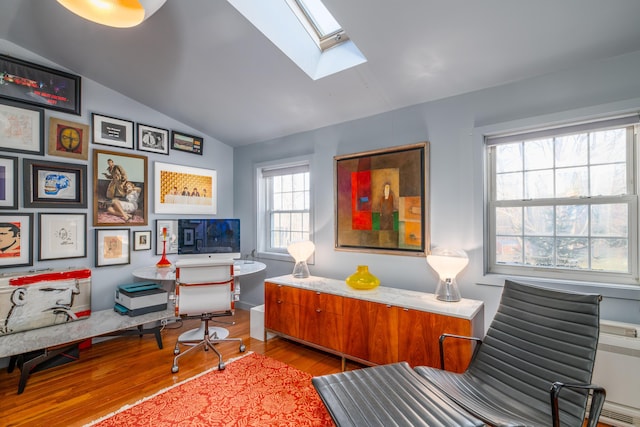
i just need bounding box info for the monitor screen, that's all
[177,218,240,257]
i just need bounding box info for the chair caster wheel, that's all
[239,344,246,352]
[218,362,226,370]
[171,365,179,373]
[173,349,180,355]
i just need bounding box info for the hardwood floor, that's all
[1,309,611,427]
[0,309,350,427]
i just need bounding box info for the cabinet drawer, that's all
[298,289,343,314]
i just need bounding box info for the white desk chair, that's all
[171,259,245,372]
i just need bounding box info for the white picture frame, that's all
[155,219,178,255]
[38,213,87,260]
[95,228,130,267]
[154,161,217,215]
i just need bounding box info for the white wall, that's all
[234,50,640,329]
[0,40,235,312]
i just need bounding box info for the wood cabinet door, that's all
[264,282,300,337]
[398,308,473,373]
[298,290,343,352]
[343,298,398,364]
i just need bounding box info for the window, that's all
[257,160,312,259]
[287,0,348,51]
[486,115,640,284]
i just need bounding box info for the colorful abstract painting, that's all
[335,142,429,255]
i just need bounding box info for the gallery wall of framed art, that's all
[0,53,224,274]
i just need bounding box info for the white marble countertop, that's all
[266,275,483,320]
[0,307,174,358]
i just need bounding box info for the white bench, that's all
[0,307,173,394]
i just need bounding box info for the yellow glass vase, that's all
[346,265,380,290]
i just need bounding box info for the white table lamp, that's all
[427,247,468,302]
[287,241,315,278]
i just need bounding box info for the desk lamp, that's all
[287,240,315,278]
[57,0,167,28]
[427,247,468,302]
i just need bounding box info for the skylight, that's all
[288,0,347,51]
[227,0,366,80]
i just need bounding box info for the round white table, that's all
[132,261,266,341]
[132,260,266,282]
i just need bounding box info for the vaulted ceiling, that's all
[1,0,640,146]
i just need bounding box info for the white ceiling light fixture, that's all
[57,0,167,28]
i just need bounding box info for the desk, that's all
[131,261,266,282]
[1,307,173,394]
[132,261,266,341]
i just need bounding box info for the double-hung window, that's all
[257,160,312,259]
[486,115,640,284]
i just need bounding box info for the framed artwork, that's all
[137,123,169,155]
[95,228,130,267]
[155,219,178,255]
[48,117,90,160]
[154,161,216,214]
[23,158,88,208]
[92,113,134,150]
[38,213,87,260]
[171,130,203,155]
[0,213,33,268]
[0,54,81,115]
[0,155,18,209]
[133,230,152,251]
[93,149,148,226]
[334,142,429,256]
[0,98,44,155]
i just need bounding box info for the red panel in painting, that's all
[351,171,372,229]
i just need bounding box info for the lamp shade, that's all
[426,247,468,302]
[57,0,167,28]
[287,240,315,278]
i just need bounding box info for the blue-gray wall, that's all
[234,50,640,330]
[0,40,234,313]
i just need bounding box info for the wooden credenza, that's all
[264,275,484,373]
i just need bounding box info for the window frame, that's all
[485,115,640,285]
[256,156,314,262]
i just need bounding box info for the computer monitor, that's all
[177,218,240,261]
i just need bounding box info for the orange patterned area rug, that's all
[85,352,334,427]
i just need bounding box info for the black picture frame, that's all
[23,158,88,209]
[137,123,169,155]
[0,213,33,268]
[0,98,44,155]
[0,54,81,115]
[171,130,203,155]
[92,113,135,150]
[0,155,18,209]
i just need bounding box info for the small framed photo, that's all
[0,98,44,155]
[137,123,169,155]
[171,130,203,155]
[95,228,130,267]
[133,230,152,251]
[0,155,18,209]
[156,219,178,255]
[23,158,88,208]
[48,117,90,161]
[92,113,134,150]
[38,213,87,261]
[0,213,33,268]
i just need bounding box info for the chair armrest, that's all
[438,333,482,370]
[550,382,606,427]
